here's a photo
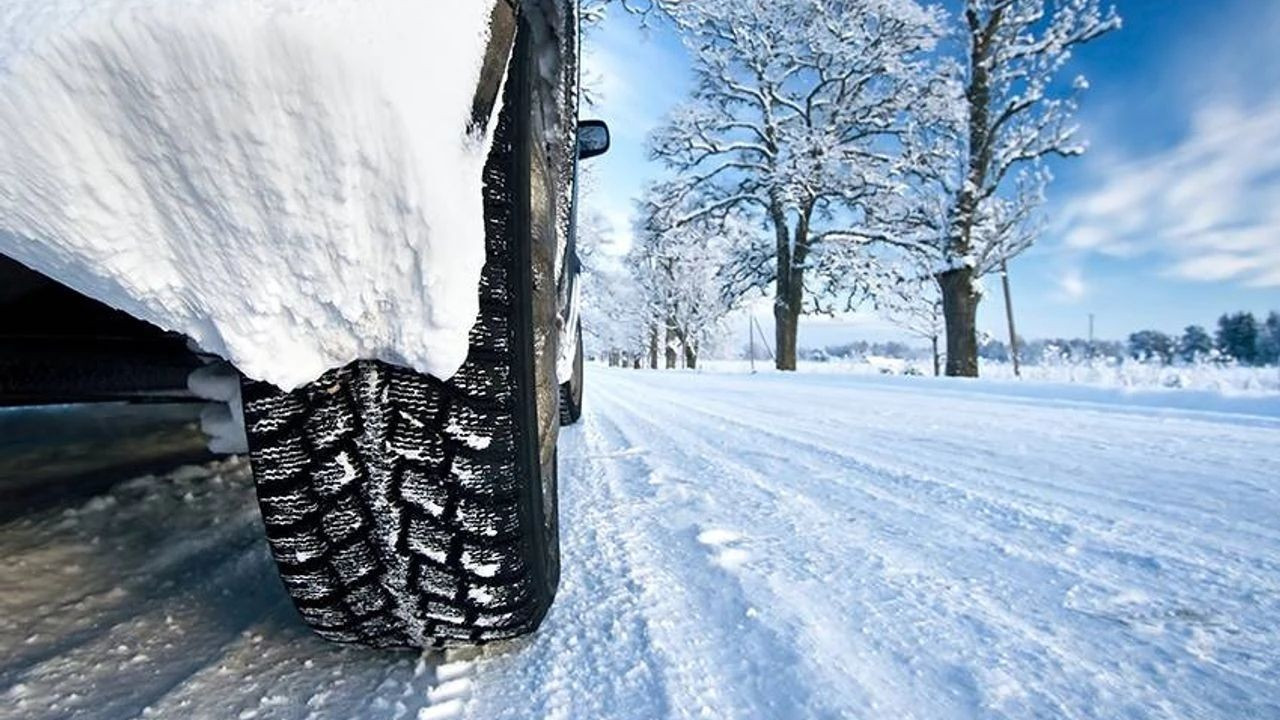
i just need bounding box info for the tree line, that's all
[1127,312,1280,366]
[584,0,1121,376]
[787,310,1280,370]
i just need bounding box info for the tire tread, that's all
[241,83,555,649]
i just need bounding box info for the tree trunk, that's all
[770,201,795,372]
[938,267,980,377]
[933,5,993,381]
[683,342,697,370]
[664,321,678,370]
[770,200,809,372]
[931,336,941,377]
[774,297,800,371]
[648,324,659,370]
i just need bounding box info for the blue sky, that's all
[581,0,1280,346]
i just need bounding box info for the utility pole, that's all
[1088,313,1095,360]
[1000,258,1021,377]
[752,316,775,362]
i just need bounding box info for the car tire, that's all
[239,24,561,650]
[559,319,583,426]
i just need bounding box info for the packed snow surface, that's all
[3,368,1279,718]
[0,0,500,389]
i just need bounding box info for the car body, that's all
[0,0,607,648]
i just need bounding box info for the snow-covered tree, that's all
[589,0,680,26]
[630,184,740,369]
[1216,312,1260,366]
[1259,311,1280,366]
[647,0,947,370]
[1128,330,1175,366]
[907,0,1120,376]
[869,261,945,376]
[577,209,651,365]
[1178,325,1213,364]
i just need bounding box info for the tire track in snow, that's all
[576,400,855,719]
[653,374,1280,670]
[606,373,1280,650]
[459,414,673,720]
[591,370,1280,716]
[589,377,1098,718]
[636,372,1280,552]
[587,378,1010,718]
[618,371,1280,585]
[142,632,479,720]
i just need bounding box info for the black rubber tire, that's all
[239,28,560,650]
[559,319,583,426]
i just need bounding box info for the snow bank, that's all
[698,359,1280,418]
[0,0,500,390]
[979,359,1280,394]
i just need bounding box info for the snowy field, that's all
[703,358,1280,398]
[975,360,1280,393]
[3,367,1279,719]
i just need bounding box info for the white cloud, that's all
[1168,253,1262,282]
[1057,266,1087,301]
[1059,99,1280,288]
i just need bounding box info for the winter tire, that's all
[240,24,562,650]
[559,319,583,426]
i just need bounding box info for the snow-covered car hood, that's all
[0,0,502,390]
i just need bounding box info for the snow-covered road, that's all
[3,368,1278,719]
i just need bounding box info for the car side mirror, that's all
[577,120,610,160]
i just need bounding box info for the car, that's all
[0,0,607,649]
